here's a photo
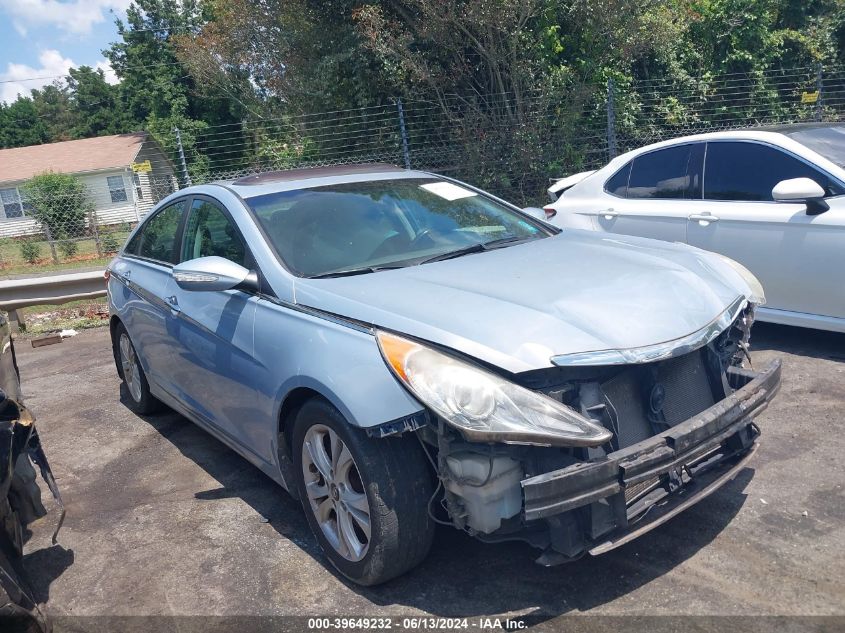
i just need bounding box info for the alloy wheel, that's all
[301,424,371,562]
[119,333,143,403]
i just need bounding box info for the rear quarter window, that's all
[604,162,631,196]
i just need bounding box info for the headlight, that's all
[377,331,613,447]
[713,254,766,306]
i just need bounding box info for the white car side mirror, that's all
[772,177,825,201]
[521,207,547,221]
[772,177,829,215]
[521,207,556,222]
[172,256,257,292]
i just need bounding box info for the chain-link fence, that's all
[5,63,845,275]
[161,64,845,203]
[0,175,175,275]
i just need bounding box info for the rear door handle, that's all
[601,209,618,219]
[688,213,719,223]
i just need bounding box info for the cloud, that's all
[0,49,75,103]
[0,0,131,36]
[94,60,119,85]
[1,51,122,103]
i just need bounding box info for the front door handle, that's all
[166,295,180,312]
[601,209,619,219]
[688,213,719,223]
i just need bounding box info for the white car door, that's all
[595,142,703,243]
[687,140,845,321]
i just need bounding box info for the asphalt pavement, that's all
[14,323,845,628]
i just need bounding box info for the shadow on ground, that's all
[21,545,74,605]
[80,385,756,621]
[751,322,845,361]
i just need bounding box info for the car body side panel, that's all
[165,288,269,460]
[108,259,177,395]
[687,197,845,320]
[251,298,424,431]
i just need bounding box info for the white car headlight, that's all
[377,331,613,447]
[714,254,766,306]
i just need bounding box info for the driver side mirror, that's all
[772,177,829,215]
[522,207,555,222]
[172,256,258,292]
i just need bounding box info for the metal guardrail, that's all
[0,270,107,329]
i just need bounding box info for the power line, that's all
[0,60,186,85]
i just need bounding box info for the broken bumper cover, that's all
[521,359,781,559]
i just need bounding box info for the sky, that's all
[0,0,130,104]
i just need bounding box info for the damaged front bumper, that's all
[520,358,781,563]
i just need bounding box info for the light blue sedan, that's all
[107,164,781,585]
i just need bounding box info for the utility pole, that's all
[396,98,412,170]
[607,77,618,160]
[173,126,192,187]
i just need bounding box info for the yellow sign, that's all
[801,91,819,104]
[131,160,152,173]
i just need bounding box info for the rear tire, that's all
[292,398,434,585]
[112,322,162,415]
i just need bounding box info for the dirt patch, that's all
[20,300,109,336]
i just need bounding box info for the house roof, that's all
[0,132,147,184]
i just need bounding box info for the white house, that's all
[0,133,178,238]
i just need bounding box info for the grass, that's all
[0,229,130,278]
[19,297,110,336]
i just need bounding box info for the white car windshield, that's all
[785,125,845,168]
[245,178,548,277]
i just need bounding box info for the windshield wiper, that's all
[311,236,537,276]
[309,264,406,279]
[418,236,535,264]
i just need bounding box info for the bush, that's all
[22,172,92,240]
[58,240,79,258]
[101,232,120,254]
[19,240,41,264]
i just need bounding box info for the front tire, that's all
[292,398,434,585]
[113,322,162,415]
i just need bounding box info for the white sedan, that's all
[544,124,845,333]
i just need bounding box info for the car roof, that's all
[754,121,845,134]
[616,122,845,155]
[213,163,436,199]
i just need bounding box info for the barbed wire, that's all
[5,62,845,273]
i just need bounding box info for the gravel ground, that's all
[13,323,845,628]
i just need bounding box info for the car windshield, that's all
[245,178,548,277]
[785,125,845,168]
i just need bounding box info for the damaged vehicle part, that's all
[107,164,779,585]
[0,311,64,633]
[385,305,779,562]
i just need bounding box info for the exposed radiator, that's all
[602,350,716,450]
[658,350,715,425]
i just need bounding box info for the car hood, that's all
[293,231,753,373]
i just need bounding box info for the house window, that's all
[107,175,128,203]
[133,173,143,200]
[0,188,25,219]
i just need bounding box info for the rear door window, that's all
[627,144,696,199]
[704,141,845,201]
[181,199,248,267]
[126,200,187,264]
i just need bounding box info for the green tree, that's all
[67,67,135,138]
[21,172,92,240]
[104,0,246,181]
[0,98,50,148]
[30,83,76,142]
